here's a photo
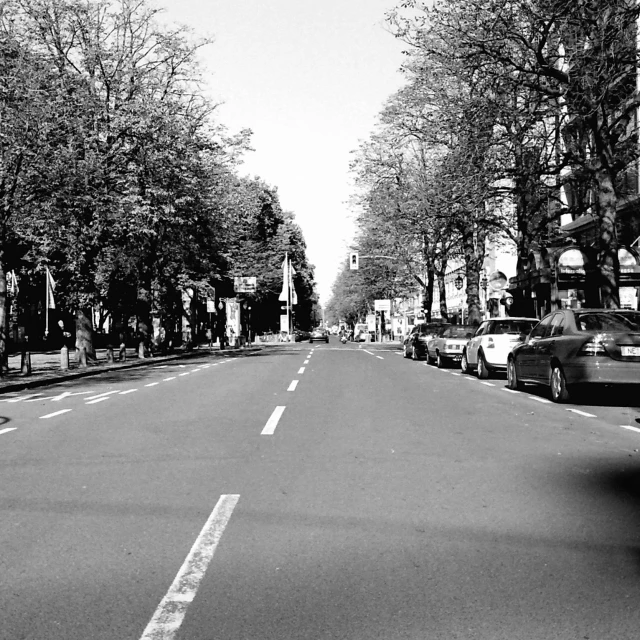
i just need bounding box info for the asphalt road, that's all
[2,339,640,639]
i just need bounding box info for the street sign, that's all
[206,299,216,313]
[234,276,257,293]
[349,252,359,270]
[374,299,391,312]
[366,314,376,331]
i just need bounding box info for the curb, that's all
[0,346,263,395]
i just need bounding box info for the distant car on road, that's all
[461,317,538,378]
[426,325,475,367]
[403,322,450,360]
[309,327,329,343]
[294,330,310,342]
[507,308,640,402]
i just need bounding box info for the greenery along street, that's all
[327,0,640,326]
[0,0,319,364]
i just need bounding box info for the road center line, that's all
[139,494,240,640]
[0,427,17,435]
[621,425,640,434]
[288,380,299,391]
[40,409,72,419]
[566,408,596,418]
[298,367,305,374]
[262,406,286,435]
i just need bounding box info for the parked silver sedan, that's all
[426,325,475,368]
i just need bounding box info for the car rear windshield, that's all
[492,320,538,335]
[575,312,640,332]
[445,326,474,338]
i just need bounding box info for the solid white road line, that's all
[262,406,286,435]
[120,389,138,395]
[85,390,120,401]
[479,381,495,386]
[288,380,299,391]
[139,494,240,640]
[7,393,43,403]
[502,388,520,394]
[621,425,640,434]
[86,397,110,405]
[145,382,160,387]
[376,356,384,360]
[40,409,72,419]
[566,408,597,418]
[531,396,552,404]
[0,427,17,436]
[298,367,305,374]
[163,377,177,381]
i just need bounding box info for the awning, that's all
[560,214,597,235]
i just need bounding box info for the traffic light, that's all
[349,252,359,270]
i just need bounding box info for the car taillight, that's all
[578,337,608,356]
[486,337,495,348]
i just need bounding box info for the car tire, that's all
[461,350,470,374]
[477,352,490,379]
[436,352,446,368]
[403,344,410,359]
[550,364,570,403]
[412,346,421,361]
[427,350,436,365]
[506,357,524,391]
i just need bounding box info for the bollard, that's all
[119,342,126,361]
[106,346,114,363]
[78,346,88,368]
[21,342,31,375]
[60,345,69,371]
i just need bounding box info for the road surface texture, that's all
[2,338,640,639]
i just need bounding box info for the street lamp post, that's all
[480,274,489,318]
[454,274,464,323]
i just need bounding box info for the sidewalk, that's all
[0,343,261,395]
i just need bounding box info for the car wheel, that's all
[461,350,470,374]
[412,345,421,361]
[550,364,570,403]
[506,357,523,391]
[403,344,410,359]
[436,352,446,368]
[427,350,436,365]
[477,352,490,379]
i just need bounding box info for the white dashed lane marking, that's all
[531,396,552,404]
[479,381,495,386]
[0,427,17,436]
[304,360,309,364]
[40,409,72,419]
[86,397,110,405]
[85,390,120,401]
[139,494,240,640]
[164,377,177,381]
[145,382,160,387]
[262,406,286,435]
[288,380,299,391]
[298,367,305,374]
[120,389,138,395]
[179,372,190,376]
[621,425,640,434]
[376,356,384,360]
[566,408,597,418]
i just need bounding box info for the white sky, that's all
[157,0,406,305]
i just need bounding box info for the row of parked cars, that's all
[402,308,640,403]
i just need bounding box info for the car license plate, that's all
[621,346,640,356]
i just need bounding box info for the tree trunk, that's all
[462,222,485,326]
[425,268,434,322]
[75,308,95,363]
[436,259,448,322]
[595,164,620,308]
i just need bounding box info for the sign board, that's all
[366,314,376,331]
[206,299,216,313]
[374,299,391,312]
[234,276,257,293]
[280,314,289,333]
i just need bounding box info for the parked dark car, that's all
[403,322,450,360]
[294,330,310,342]
[507,308,640,402]
[309,327,329,343]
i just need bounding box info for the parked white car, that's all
[461,317,538,378]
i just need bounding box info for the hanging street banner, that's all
[234,276,257,293]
